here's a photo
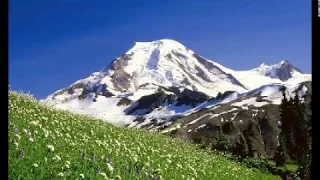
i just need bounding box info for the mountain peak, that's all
[257,63,269,69]
[256,60,289,69]
[273,60,303,73]
[130,39,187,54]
[273,60,292,69]
[135,39,182,44]
[278,60,289,65]
[253,60,303,81]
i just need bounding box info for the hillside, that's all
[9,91,281,180]
[159,81,312,158]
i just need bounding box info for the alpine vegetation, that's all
[9,90,281,180]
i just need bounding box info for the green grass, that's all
[284,164,299,173]
[9,91,281,180]
[275,163,299,174]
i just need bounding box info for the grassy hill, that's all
[9,91,281,180]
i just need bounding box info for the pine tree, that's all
[274,86,311,179]
[282,90,301,160]
[275,86,289,165]
[293,91,303,158]
[279,87,288,135]
[274,130,287,166]
[297,99,311,180]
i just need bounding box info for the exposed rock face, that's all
[243,120,266,158]
[256,60,304,81]
[100,84,114,97]
[193,54,246,89]
[117,97,133,106]
[299,81,312,104]
[161,83,311,158]
[195,65,212,82]
[165,106,278,158]
[125,87,210,116]
[78,84,114,100]
[175,88,209,107]
[257,105,280,157]
[125,91,176,115]
[55,82,87,96]
[109,53,134,92]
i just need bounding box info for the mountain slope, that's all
[10,91,281,179]
[159,81,311,158]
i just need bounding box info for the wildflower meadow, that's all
[9,90,281,180]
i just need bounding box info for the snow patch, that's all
[185,113,213,126]
[196,124,207,130]
[232,97,269,107]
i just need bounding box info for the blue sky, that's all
[9,0,311,99]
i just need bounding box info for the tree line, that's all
[274,87,312,180]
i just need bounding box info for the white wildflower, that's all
[28,137,34,142]
[47,145,55,152]
[107,163,114,172]
[53,155,61,161]
[65,161,70,168]
[133,156,138,162]
[14,142,19,147]
[43,129,49,138]
[57,172,64,177]
[79,174,85,179]
[29,120,39,126]
[100,155,105,160]
[99,172,107,178]
[15,134,21,140]
[33,163,38,168]
[66,133,71,138]
[41,116,48,121]
[115,140,120,147]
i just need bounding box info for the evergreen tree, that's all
[279,87,288,136]
[275,86,289,165]
[297,99,311,180]
[278,87,312,179]
[274,130,287,166]
[293,91,304,158]
[283,90,301,160]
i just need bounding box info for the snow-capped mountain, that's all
[206,59,310,90]
[47,39,248,103]
[252,60,304,81]
[44,39,311,128]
